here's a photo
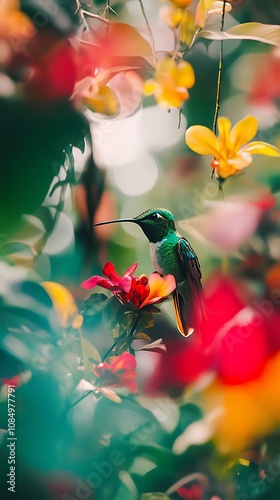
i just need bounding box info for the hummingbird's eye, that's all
[150,212,162,220]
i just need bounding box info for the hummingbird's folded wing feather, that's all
[177,237,206,333]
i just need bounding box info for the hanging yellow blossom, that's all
[74,73,120,117]
[169,0,192,7]
[42,282,83,329]
[144,58,195,109]
[161,4,196,45]
[185,115,280,180]
[0,0,35,39]
[195,0,232,28]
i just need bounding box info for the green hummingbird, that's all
[95,208,205,337]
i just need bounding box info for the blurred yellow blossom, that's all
[195,0,232,28]
[144,58,195,108]
[203,352,280,453]
[169,0,192,7]
[0,0,35,39]
[185,115,280,180]
[42,282,83,329]
[161,4,196,45]
[74,73,119,117]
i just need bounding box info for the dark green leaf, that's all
[80,293,109,316]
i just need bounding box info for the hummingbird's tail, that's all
[172,289,206,337]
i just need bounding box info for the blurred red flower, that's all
[249,49,280,105]
[147,274,271,393]
[93,352,138,394]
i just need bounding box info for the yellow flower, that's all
[169,0,192,7]
[0,0,35,39]
[185,115,280,180]
[195,0,232,28]
[144,58,195,109]
[74,73,120,117]
[202,352,280,452]
[42,282,83,329]
[161,5,196,46]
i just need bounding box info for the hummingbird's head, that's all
[132,208,176,243]
[94,208,177,243]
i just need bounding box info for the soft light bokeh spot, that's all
[141,106,186,150]
[112,154,158,196]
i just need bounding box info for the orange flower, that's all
[0,0,35,40]
[144,57,195,108]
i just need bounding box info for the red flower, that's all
[81,262,176,309]
[93,352,138,394]
[81,262,138,293]
[177,485,202,500]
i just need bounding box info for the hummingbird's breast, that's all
[149,232,184,282]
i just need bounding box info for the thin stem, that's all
[102,341,117,361]
[212,0,227,136]
[75,0,91,32]
[138,0,156,64]
[68,389,94,410]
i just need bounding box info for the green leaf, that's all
[80,293,108,316]
[198,22,280,47]
[114,338,134,356]
[135,314,155,334]
[81,337,101,377]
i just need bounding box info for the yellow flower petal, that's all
[155,58,176,84]
[215,159,240,179]
[155,85,188,108]
[230,115,258,154]
[160,4,184,29]
[170,0,192,7]
[177,61,195,88]
[185,125,220,156]
[217,116,231,153]
[195,0,206,27]
[143,79,158,95]
[243,141,280,157]
[83,86,119,116]
[42,281,82,329]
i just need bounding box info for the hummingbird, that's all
[95,208,205,337]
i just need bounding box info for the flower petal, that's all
[217,116,231,156]
[230,116,258,153]
[155,85,188,108]
[124,262,138,276]
[81,276,118,291]
[177,61,195,88]
[242,141,280,156]
[143,79,158,96]
[186,125,220,156]
[103,261,120,280]
[140,273,176,308]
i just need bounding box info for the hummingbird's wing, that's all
[173,237,205,336]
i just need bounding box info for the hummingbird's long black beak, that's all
[94,218,138,226]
